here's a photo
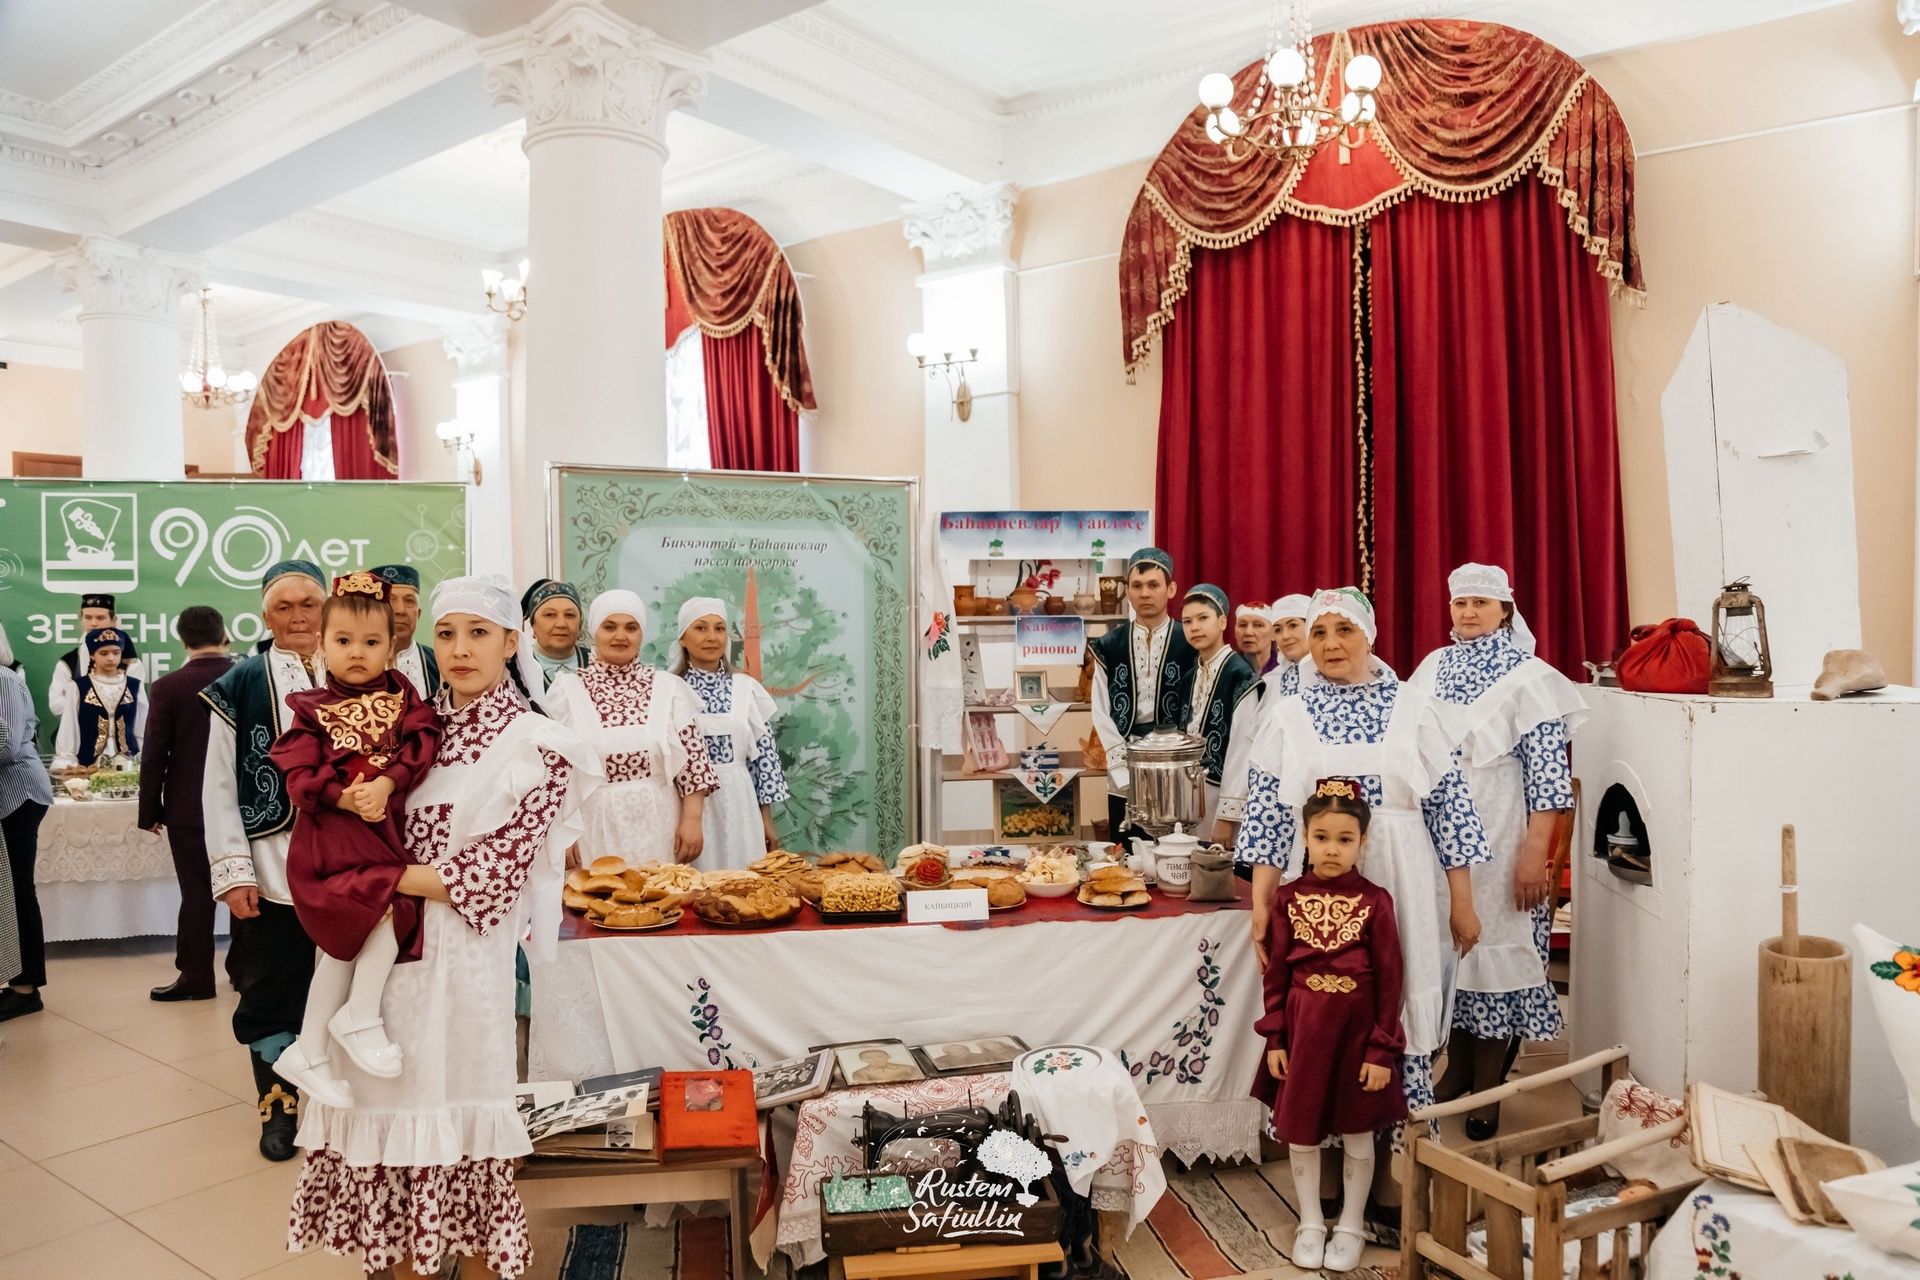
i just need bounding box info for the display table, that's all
[32,798,223,942]
[775,1072,1163,1269]
[529,887,1266,1174]
[1644,1181,1920,1280]
[517,1150,757,1280]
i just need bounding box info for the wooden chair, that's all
[831,1241,1066,1280]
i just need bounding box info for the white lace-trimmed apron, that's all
[1457,747,1549,995]
[698,673,768,873]
[1273,693,1455,1058]
[558,673,682,863]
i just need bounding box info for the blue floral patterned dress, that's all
[1410,631,1584,1043]
[1238,666,1492,1114]
[682,667,789,871]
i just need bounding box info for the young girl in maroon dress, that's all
[270,572,441,1109]
[1256,778,1408,1273]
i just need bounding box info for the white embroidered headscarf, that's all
[430,574,518,631]
[1270,593,1312,623]
[1235,602,1274,624]
[587,589,646,638]
[1447,562,1536,655]
[1301,586,1394,685]
[669,596,730,671]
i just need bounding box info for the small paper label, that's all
[907,888,989,923]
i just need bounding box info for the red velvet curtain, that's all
[1156,216,1361,613]
[329,409,388,480]
[701,330,800,472]
[246,323,397,478]
[1369,182,1626,675]
[259,420,303,479]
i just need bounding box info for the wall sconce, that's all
[481,259,529,321]
[436,419,482,484]
[907,332,978,422]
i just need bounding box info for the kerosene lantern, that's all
[1708,578,1772,698]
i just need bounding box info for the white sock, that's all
[1289,1144,1326,1231]
[1337,1131,1374,1235]
[341,919,398,1029]
[296,954,353,1062]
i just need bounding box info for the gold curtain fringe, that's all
[1351,222,1374,595]
[664,209,816,414]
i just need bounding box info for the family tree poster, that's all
[552,466,918,855]
[0,479,468,744]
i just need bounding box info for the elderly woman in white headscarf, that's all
[545,590,718,864]
[1237,587,1492,1125]
[1216,592,1315,846]
[290,574,598,1280]
[1408,563,1585,1139]
[668,597,789,870]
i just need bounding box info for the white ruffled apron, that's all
[1273,694,1455,1058]
[698,673,767,872]
[558,673,682,863]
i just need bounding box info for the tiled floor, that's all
[0,937,1579,1279]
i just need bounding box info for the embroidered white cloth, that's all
[1013,701,1071,736]
[1645,1181,1918,1280]
[35,798,167,883]
[776,1072,1165,1268]
[1016,1043,1167,1215]
[1012,763,1081,804]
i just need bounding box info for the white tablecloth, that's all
[528,909,1268,1168]
[33,798,223,942]
[1646,1180,1920,1280]
[775,1071,1164,1268]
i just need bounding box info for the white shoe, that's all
[274,1041,354,1108]
[1292,1224,1327,1270]
[328,1008,403,1078]
[1323,1226,1367,1272]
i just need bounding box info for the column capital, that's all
[53,236,202,325]
[443,315,510,377]
[903,183,1019,273]
[479,0,706,157]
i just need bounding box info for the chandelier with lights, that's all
[179,288,257,409]
[1197,0,1382,165]
[482,260,529,321]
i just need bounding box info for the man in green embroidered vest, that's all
[1089,547,1197,842]
[202,559,326,1161]
[1175,584,1259,833]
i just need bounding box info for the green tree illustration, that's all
[644,563,864,851]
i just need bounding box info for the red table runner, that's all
[558,878,1250,942]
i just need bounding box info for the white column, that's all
[52,236,202,479]
[481,0,705,581]
[443,317,515,581]
[903,184,1021,516]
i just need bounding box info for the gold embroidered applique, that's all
[1289,893,1371,953]
[1306,973,1359,994]
[315,691,404,758]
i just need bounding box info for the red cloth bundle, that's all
[1614,618,1711,694]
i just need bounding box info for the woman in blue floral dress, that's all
[1237,587,1491,1115]
[1409,564,1585,1138]
[669,597,790,870]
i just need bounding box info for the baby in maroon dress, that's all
[1255,778,1407,1273]
[269,572,441,1110]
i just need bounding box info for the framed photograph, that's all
[752,1051,834,1110]
[911,1036,1032,1078]
[524,1082,650,1142]
[1013,669,1048,702]
[995,783,1077,842]
[831,1041,925,1088]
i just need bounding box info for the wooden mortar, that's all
[1757,824,1852,1141]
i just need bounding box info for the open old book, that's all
[1687,1083,1883,1217]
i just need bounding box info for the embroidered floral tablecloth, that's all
[35,798,167,884]
[1643,1181,1919,1280]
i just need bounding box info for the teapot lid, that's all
[1156,823,1201,850]
[1126,729,1205,762]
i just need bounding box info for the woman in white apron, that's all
[545,590,718,864]
[1410,563,1584,1139]
[668,597,789,871]
[1217,592,1312,844]
[1237,587,1491,1118]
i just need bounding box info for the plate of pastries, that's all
[1016,848,1081,898]
[815,871,904,921]
[563,856,689,930]
[691,874,803,927]
[951,869,1028,911]
[1077,862,1151,910]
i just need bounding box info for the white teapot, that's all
[1126,836,1159,885]
[1153,824,1201,897]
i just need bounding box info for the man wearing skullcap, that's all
[372,564,440,698]
[1088,547,1197,841]
[200,560,326,1162]
[47,593,145,717]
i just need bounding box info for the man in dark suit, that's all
[138,606,234,1002]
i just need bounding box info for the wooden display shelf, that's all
[953,613,1126,625]
[963,702,1091,713]
[942,750,1104,782]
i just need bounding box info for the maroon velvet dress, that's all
[272,673,441,963]
[1252,868,1409,1145]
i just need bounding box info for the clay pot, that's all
[1007,586,1040,615]
[1043,595,1068,615]
[953,585,976,616]
[1072,591,1098,615]
[977,598,1009,616]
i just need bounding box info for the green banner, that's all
[553,467,918,856]
[0,479,468,745]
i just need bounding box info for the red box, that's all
[657,1071,758,1154]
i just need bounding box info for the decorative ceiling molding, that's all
[902,182,1018,271]
[282,210,496,266]
[52,236,204,323]
[768,10,1000,128]
[480,0,707,157]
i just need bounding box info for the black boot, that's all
[251,1050,300,1162]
